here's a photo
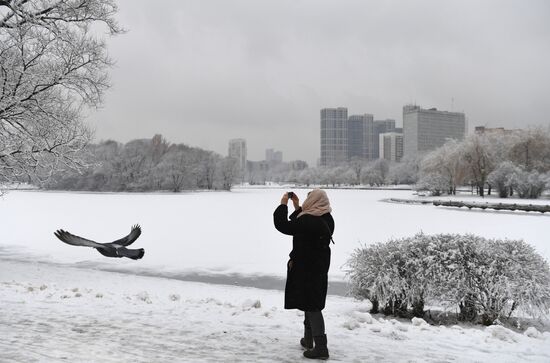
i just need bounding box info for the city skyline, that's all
[87,0,550,165]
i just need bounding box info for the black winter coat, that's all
[273,204,334,311]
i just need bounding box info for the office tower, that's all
[228,138,247,171]
[373,119,396,159]
[320,107,348,166]
[379,132,404,162]
[266,148,283,163]
[403,105,466,158]
[347,114,374,160]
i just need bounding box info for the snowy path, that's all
[2,259,549,362]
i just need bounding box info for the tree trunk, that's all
[412,297,425,318]
[459,294,477,322]
[370,298,379,314]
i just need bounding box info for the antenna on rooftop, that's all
[451,97,454,111]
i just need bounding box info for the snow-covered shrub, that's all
[512,170,548,199]
[415,172,449,196]
[488,161,521,198]
[346,234,550,325]
[346,235,430,317]
[484,239,550,321]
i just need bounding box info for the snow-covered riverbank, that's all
[2,259,549,363]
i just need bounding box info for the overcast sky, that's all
[87,0,550,165]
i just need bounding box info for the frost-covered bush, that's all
[488,161,521,198]
[415,172,449,196]
[476,239,550,324]
[346,233,550,325]
[512,170,548,199]
[346,240,410,316]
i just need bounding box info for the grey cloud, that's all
[88,0,550,165]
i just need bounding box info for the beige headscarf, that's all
[297,189,332,218]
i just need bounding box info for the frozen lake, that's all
[1,187,548,290]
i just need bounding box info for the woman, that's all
[273,189,334,360]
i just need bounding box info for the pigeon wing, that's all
[110,224,142,246]
[54,230,106,249]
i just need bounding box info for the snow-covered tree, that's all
[388,157,420,185]
[373,159,390,184]
[461,133,496,197]
[218,157,238,190]
[360,159,389,186]
[420,139,466,195]
[297,168,315,186]
[415,172,449,196]
[196,151,218,190]
[0,0,123,185]
[509,127,550,172]
[512,169,548,199]
[487,161,521,198]
[349,157,364,185]
[158,145,195,192]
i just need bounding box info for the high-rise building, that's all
[228,138,247,172]
[320,107,348,166]
[403,105,466,158]
[265,148,283,164]
[347,114,374,160]
[379,132,404,162]
[373,119,396,159]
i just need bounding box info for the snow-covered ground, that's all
[1,187,549,362]
[2,259,549,363]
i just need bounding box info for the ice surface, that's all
[1,188,548,283]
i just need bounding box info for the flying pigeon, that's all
[54,225,144,260]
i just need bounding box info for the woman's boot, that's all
[300,321,313,349]
[303,334,329,360]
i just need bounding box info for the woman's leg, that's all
[304,311,329,359]
[305,311,325,336]
[301,312,313,348]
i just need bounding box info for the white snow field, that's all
[1,188,549,279]
[2,259,550,363]
[1,187,550,362]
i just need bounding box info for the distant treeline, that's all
[46,135,240,192]
[47,128,550,199]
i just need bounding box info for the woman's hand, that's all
[290,194,300,210]
[281,192,300,209]
[281,193,289,205]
